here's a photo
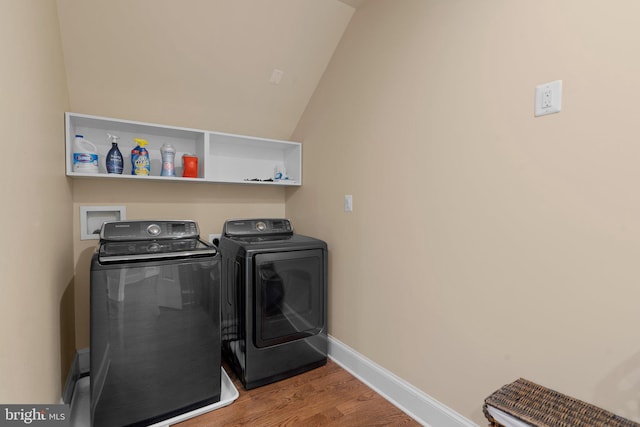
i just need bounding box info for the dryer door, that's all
[253,249,325,348]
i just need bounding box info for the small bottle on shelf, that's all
[105,134,123,174]
[160,144,176,177]
[131,138,150,176]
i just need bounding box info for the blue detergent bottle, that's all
[131,138,151,176]
[105,134,123,174]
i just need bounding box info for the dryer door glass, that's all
[254,249,324,348]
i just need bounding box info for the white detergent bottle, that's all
[73,134,99,173]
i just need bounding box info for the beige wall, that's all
[288,0,640,424]
[0,1,73,402]
[56,0,354,349]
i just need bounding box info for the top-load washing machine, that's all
[218,218,328,389]
[90,220,221,427]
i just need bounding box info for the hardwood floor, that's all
[175,360,421,426]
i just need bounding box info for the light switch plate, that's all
[535,80,562,117]
[344,195,353,212]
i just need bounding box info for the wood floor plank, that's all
[175,360,420,426]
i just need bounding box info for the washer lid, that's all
[98,238,216,263]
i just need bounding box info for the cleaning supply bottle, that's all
[72,134,99,173]
[160,143,176,176]
[182,154,198,178]
[131,138,151,176]
[274,164,287,180]
[105,134,123,174]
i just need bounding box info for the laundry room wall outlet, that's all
[535,80,562,116]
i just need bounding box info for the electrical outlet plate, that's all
[535,80,562,117]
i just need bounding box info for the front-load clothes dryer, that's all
[219,218,327,389]
[90,220,221,427]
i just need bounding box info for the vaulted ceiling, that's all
[56,0,356,140]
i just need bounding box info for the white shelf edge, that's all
[66,172,207,182]
[66,172,301,186]
[67,112,206,134]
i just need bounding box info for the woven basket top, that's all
[483,378,639,427]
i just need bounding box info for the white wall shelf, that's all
[65,112,301,186]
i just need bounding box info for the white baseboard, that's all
[327,336,477,427]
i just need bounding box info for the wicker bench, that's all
[483,378,639,427]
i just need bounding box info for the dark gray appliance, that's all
[219,218,327,390]
[90,220,221,427]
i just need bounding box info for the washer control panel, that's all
[100,220,199,241]
[223,218,293,237]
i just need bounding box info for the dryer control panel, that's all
[223,218,293,237]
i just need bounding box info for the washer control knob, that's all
[256,221,267,232]
[147,224,161,236]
